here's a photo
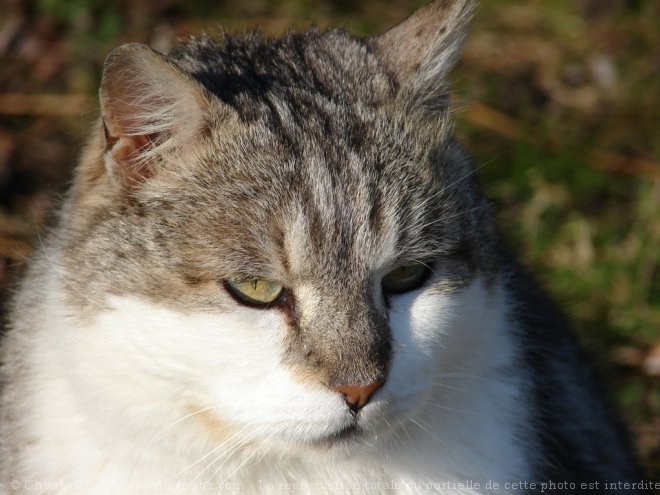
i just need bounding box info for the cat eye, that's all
[225,279,285,307]
[382,263,430,294]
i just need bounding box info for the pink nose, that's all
[332,381,384,413]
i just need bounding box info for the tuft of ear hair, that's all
[100,43,214,189]
[370,0,474,112]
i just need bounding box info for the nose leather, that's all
[332,381,383,413]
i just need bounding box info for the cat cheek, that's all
[200,313,344,424]
[387,292,451,397]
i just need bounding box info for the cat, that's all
[0,1,644,494]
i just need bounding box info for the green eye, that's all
[382,263,430,294]
[225,279,285,307]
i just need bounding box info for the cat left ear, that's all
[370,0,474,110]
[100,43,213,187]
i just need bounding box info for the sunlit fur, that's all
[0,0,642,493]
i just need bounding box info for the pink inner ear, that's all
[105,131,159,185]
[99,43,212,189]
[101,83,178,187]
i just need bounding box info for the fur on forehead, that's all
[111,140,457,288]
[169,30,397,114]
[170,0,473,118]
[66,0,490,289]
[87,0,473,205]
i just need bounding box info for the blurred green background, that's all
[0,0,658,478]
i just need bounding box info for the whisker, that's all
[193,429,254,483]
[425,402,479,416]
[216,443,261,484]
[169,426,249,481]
[406,415,486,469]
[380,416,403,457]
[438,154,502,198]
[407,417,447,447]
[400,155,500,231]
[434,371,492,381]
[429,380,463,393]
[150,404,222,444]
[417,203,493,231]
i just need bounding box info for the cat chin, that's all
[268,405,400,461]
[274,426,374,461]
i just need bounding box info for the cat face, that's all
[56,0,499,460]
[76,262,487,459]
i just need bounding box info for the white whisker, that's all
[438,154,501,197]
[169,426,249,481]
[192,428,254,483]
[216,443,261,484]
[150,405,222,443]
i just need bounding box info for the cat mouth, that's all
[309,423,361,447]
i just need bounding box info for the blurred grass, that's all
[0,0,658,479]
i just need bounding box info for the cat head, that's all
[55,0,504,461]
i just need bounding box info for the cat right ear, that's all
[370,0,474,111]
[100,43,215,188]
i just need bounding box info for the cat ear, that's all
[370,0,473,109]
[100,43,212,187]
